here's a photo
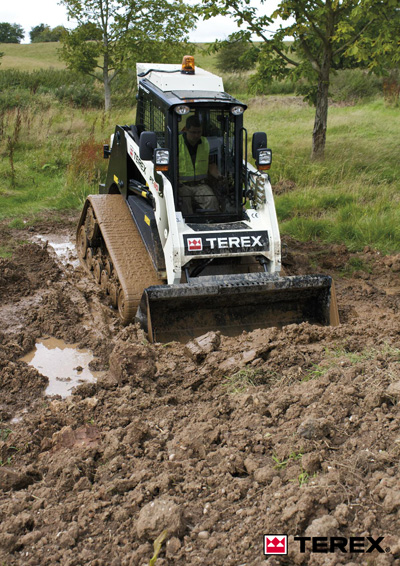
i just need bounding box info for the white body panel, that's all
[136,63,224,93]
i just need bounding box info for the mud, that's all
[0,218,399,566]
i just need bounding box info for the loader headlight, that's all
[231,105,244,115]
[256,148,272,170]
[154,148,170,172]
[175,105,190,115]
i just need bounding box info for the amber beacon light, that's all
[181,55,195,74]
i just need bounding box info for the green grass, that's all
[272,451,303,470]
[0,42,66,71]
[0,105,125,219]
[302,344,400,381]
[223,368,259,393]
[245,98,400,253]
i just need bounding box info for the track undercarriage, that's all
[76,194,164,325]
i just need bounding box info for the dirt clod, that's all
[136,497,186,540]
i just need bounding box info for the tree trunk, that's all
[104,73,111,111]
[312,65,330,159]
[311,21,334,160]
[103,37,112,111]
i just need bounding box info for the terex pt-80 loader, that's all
[77,56,339,342]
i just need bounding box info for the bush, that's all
[0,69,103,108]
[110,69,137,108]
[0,68,95,91]
[248,75,296,96]
[0,89,44,111]
[221,73,250,96]
[329,69,383,102]
[215,41,258,73]
[54,84,104,108]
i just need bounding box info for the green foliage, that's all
[301,344,400,384]
[329,69,383,102]
[215,40,258,72]
[0,22,25,44]
[0,69,103,110]
[223,368,258,393]
[55,84,104,108]
[248,75,295,96]
[30,24,48,43]
[0,68,89,92]
[201,0,399,157]
[148,530,168,566]
[272,451,303,470]
[295,469,315,486]
[59,0,197,109]
[0,428,13,441]
[30,24,66,43]
[0,67,147,110]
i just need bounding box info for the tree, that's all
[0,22,25,44]
[31,25,66,43]
[215,40,258,72]
[59,0,197,111]
[201,0,399,158]
[30,24,49,43]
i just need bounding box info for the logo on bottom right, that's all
[263,535,389,555]
[264,535,288,555]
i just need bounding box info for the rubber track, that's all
[78,194,164,323]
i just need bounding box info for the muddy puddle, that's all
[31,233,77,266]
[21,337,100,397]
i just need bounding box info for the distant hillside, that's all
[0,42,217,72]
[0,42,66,71]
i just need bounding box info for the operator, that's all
[178,115,220,215]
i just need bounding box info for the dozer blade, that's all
[136,273,339,343]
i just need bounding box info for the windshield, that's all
[177,108,239,219]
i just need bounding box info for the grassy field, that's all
[0,42,213,72]
[0,42,66,71]
[0,43,399,255]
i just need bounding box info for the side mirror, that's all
[139,131,157,160]
[252,132,267,159]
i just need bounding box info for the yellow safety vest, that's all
[179,135,209,182]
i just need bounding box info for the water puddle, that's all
[31,233,78,267]
[21,337,100,398]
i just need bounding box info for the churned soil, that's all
[0,217,399,566]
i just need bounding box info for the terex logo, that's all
[206,235,262,249]
[184,230,269,255]
[264,535,288,555]
[187,238,202,251]
[294,536,386,554]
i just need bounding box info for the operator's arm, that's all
[208,162,220,179]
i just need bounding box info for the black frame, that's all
[135,79,247,223]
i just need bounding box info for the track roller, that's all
[86,248,94,270]
[108,282,119,308]
[77,226,88,260]
[100,270,109,292]
[93,259,103,283]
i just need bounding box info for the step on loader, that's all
[77,56,339,342]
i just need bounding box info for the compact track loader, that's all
[77,56,339,342]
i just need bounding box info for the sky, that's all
[1,0,282,43]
